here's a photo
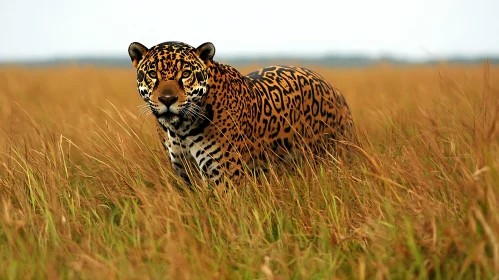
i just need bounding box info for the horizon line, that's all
[2,51,499,64]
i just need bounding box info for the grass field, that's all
[0,63,498,279]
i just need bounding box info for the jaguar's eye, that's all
[148,70,157,78]
[182,70,192,78]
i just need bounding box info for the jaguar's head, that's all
[128,41,215,129]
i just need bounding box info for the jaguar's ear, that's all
[128,42,148,68]
[195,42,215,63]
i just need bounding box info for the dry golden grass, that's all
[0,63,498,279]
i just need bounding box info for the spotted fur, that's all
[128,41,357,186]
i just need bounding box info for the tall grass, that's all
[0,64,498,279]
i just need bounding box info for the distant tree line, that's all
[1,55,498,68]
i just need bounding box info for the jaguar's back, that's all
[238,65,357,160]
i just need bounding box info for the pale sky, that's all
[1,0,498,61]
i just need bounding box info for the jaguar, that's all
[128,41,357,186]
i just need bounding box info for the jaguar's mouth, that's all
[156,111,183,128]
[157,111,181,122]
[157,111,177,119]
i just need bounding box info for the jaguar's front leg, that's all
[190,144,244,187]
[168,151,191,185]
[161,138,191,186]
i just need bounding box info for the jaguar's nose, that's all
[158,96,178,107]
